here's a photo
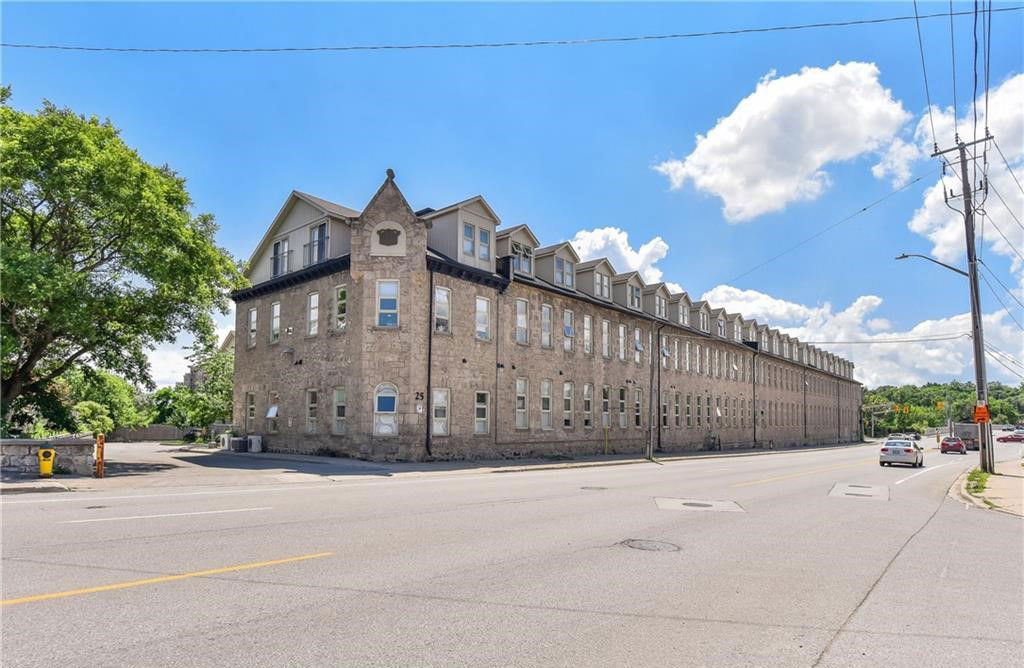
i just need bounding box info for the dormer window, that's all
[511,241,533,274]
[304,222,327,267]
[628,285,641,309]
[596,272,611,299]
[463,223,475,256]
[681,308,689,327]
[717,320,725,337]
[656,296,666,318]
[555,257,574,288]
[272,238,290,277]
[479,229,490,261]
[700,312,709,332]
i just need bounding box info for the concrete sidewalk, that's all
[0,478,73,495]
[978,459,1024,517]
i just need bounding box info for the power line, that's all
[948,0,960,138]
[984,349,1024,380]
[987,180,1024,232]
[912,0,939,150]
[992,138,1024,196]
[1,6,1021,53]
[979,271,1024,331]
[725,170,934,284]
[800,333,970,344]
[979,259,1024,310]
[983,341,1024,370]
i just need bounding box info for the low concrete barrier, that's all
[1,438,95,476]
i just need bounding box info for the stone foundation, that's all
[1,438,95,476]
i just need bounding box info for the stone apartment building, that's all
[232,170,863,461]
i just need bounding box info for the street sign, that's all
[973,405,990,423]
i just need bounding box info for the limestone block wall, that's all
[1,439,95,476]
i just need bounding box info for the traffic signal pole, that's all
[932,136,995,474]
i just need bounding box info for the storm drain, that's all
[620,539,680,552]
[654,497,746,513]
[828,483,890,501]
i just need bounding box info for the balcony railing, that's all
[303,237,329,268]
[271,251,292,278]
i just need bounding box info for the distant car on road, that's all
[940,436,967,454]
[880,440,924,467]
[907,431,921,440]
[887,433,908,440]
[996,433,1024,443]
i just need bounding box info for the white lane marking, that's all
[894,461,959,485]
[59,507,273,524]
[1,484,339,506]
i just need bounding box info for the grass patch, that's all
[966,468,990,496]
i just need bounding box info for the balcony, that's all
[303,237,329,268]
[271,251,292,278]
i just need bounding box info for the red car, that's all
[940,436,968,454]
[996,433,1024,443]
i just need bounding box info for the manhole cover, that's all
[580,486,607,491]
[682,502,713,508]
[654,497,746,513]
[620,539,680,552]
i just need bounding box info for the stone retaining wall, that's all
[1,438,95,476]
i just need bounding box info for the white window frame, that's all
[656,296,666,318]
[376,280,399,328]
[596,272,611,299]
[540,379,552,430]
[463,222,475,257]
[269,302,281,343]
[306,389,318,434]
[634,389,643,427]
[541,304,553,348]
[333,387,347,435]
[661,392,669,428]
[582,315,592,354]
[515,298,529,344]
[629,285,641,310]
[562,310,574,352]
[601,385,611,428]
[582,383,593,428]
[335,285,347,331]
[478,228,490,261]
[434,286,451,334]
[245,392,256,432]
[373,383,399,436]
[266,391,279,433]
[618,324,626,361]
[307,292,319,336]
[247,308,257,347]
[563,382,574,428]
[618,388,627,429]
[432,388,450,436]
[516,378,529,430]
[475,296,491,340]
[634,328,642,364]
[686,394,692,427]
[601,319,611,358]
[474,391,490,434]
[555,257,574,288]
[272,238,289,277]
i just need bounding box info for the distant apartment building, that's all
[232,171,862,460]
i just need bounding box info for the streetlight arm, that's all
[894,253,969,277]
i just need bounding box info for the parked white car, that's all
[880,440,924,467]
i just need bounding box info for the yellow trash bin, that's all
[37,448,55,478]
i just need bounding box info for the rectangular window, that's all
[696,395,702,427]
[515,299,529,344]
[555,257,574,288]
[695,344,702,374]
[479,228,490,261]
[266,391,279,433]
[629,285,641,309]
[704,347,711,376]
[306,223,327,266]
[634,389,643,427]
[245,392,256,432]
[686,394,693,427]
[601,320,611,357]
[596,272,611,299]
[707,396,712,426]
[563,382,574,428]
[685,341,691,372]
[562,310,574,352]
[673,339,679,371]
[268,303,281,343]
[463,223,475,256]
[674,393,681,427]
[335,286,347,331]
[602,386,611,428]
[618,388,627,428]
[618,324,626,361]
[474,392,489,434]
[306,389,318,434]
[516,378,529,429]
[434,286,451,334]
[661,392,669,427]
[377,280,399,327]
[333,388,347,435]
[714,349,720,377]
[582,315,592,354]
[247,308,257,347]
[661,335,669,369]
[682,308,689,327]
[307,292,319,336]
[475,297,491,340]
[541,304,553,348]
[540,379,552,429]
[272,238,289,277]
[583,383,593,428]
[634,328,642,364]
[656,296,666,318]
[432,388,449,436]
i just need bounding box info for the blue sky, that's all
[3,2,1022,387]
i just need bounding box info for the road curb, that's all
[952,468,1022,517]
[0,480,73,495]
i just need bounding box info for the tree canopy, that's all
[863,381,1023,434]
[0,90,245,422]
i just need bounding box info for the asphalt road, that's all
[2,442,1021,667]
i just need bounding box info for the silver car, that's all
[880,439,924,467]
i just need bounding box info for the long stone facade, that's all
[233,172,863,461]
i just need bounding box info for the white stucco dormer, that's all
[422,195,501,273]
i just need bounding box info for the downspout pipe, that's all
[424,269,435,459]
[649,323,666,458]
[751,350,758,447]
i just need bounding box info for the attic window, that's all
[511,241,533,274]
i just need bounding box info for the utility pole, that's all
[932,135,995,473]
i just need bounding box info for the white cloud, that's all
[571,227,681,288]
[655,61,910,222]
[702,284,1022,388]
[872,136,922,187]
[895,74,1024,273]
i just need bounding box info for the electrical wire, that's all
[979,271,1024,331]
[1,6,1021,53]
[992,138,1024,196]
[800,333,971,344]
[983,341,1024,370]
[979,259,1024,310]
[948,0,960,139]
[725,170,934,284]
[985,349,1024,380]
[912,0,939,150]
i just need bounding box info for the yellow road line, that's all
[731,459,876,488]
[1,551,333,607]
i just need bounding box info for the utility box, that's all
[248,434,262,453]
[229,437,247,452]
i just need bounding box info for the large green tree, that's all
[0,90,245,420]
